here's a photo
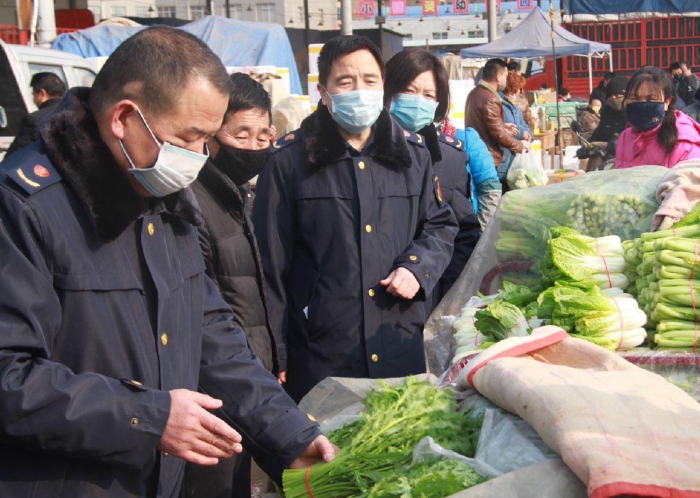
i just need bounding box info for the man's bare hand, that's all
[521,140,532,152]
[505,123,519,136]
[278,371,287,384]
[379,267,420,300]
[523,131,533,141]
[157,389,243,466]
[289,435,337,469]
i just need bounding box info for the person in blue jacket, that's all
[253,36,458,403]
[454,126,502,230]
[499,71,533,186]
[384,48,480,302]
[0,27,333,497]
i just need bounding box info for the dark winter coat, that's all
[191,162,281,373]
[419,124,480,303]
[252,104,458,402]
[0,88,320,497]
[5,97,61,157]
[590,101,627,143]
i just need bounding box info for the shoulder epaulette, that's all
[271,131,302,153]
[3,157,62,196]
[437,131,463,150]
[403,129,426,147]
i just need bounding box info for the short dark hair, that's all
[603,72,615,82]
[483,58,508,81]
[226,73,272,124]
[558,87,570,96]
[384,49,449,123]
[626,66,677,155]
[669,61,682,72]
[507,60,521,72]
[317,35,384,87]
[89,26,232,117]
[30,72,66,98]
[681,61,692,69]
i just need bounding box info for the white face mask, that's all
[120,106,209,197]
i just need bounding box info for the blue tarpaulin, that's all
[562,0,700,14]
[460,7,611,60]
[52,16,302,94]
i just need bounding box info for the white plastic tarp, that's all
[51,15,302,94]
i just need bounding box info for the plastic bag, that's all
[475,409,558,474]
[506,151,548,190]
[424,167,669,374]
[410,436,500,478]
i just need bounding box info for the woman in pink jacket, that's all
[616,66,700,169]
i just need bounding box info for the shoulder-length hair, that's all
[384,48,450,123]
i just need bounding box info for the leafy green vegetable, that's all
[283,378,484,498]
[496,281,541,307]
[366,458,486,498]
[475,301,529,341]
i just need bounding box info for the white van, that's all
[0,40,100,158]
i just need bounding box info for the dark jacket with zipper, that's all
[0,88,320,497]
[252,104,458,402]
[191,163,281,373]
[419,124,480,304]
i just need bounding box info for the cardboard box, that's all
[526,90,557,105]
[547,169,583,185]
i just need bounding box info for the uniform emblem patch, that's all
[34,165,50,178]
[17,168,40,188]
[445,136,454,143]
[434,174,443,204]
[284,133,295,141]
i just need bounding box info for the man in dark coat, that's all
[186,73,282,497]
[253,35,458,403]
[0,27,333,498]
[5,71,66,157]
[591,73,628,143]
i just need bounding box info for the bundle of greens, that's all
[452,306,491,364]
[282,378,484,498]
[540,227,628,291]
[474,300,530,341]
[366,457,486,498]
[531,282,647,350]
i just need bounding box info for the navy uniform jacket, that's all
[0,88,319,497]
[419,125,480,303]
[252,105,458,402]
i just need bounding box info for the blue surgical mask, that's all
[626,101,666,132]
[120,106,209,197]
[326,90,384,134]
[390,94,439,132]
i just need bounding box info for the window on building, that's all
[441,32,448,39]
[468,30,484,38]
[88,6,101,22]
[256,3,275,23]
[190,5,206,19]
[111,6,126,17]
[158,6,176,17]
[135,6,149,16]
[229,4,243,19]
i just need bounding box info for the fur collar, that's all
[38,88,202,242]
[299,103,413,171]
[418,123,442,163]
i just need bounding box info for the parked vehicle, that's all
[0,40,99,158]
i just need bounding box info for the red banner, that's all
[517,0,535,10]
[390,0,407,15]
[421,0,437,16]
[453,0,469,14]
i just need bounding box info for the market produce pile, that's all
[492,167,666,287]
[453,225,651,364]
[451,168,700,365]
[282,378,486,498]
[624,204,700,350]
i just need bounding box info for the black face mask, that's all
[673,73,682,81]
[211,138,271,186]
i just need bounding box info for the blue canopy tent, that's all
[460,7,612,94]
[52,16,302,95]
